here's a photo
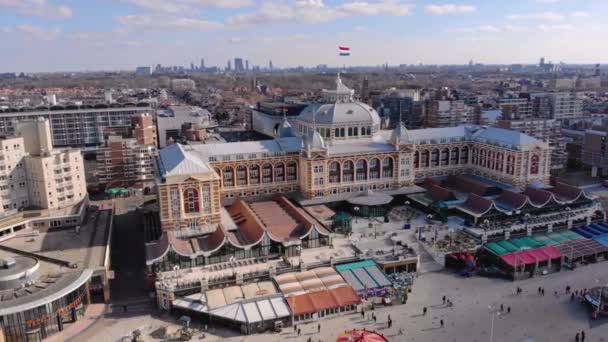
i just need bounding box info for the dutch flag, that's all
[339,46,350,56]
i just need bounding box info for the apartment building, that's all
[97,136,156,188]
[426,100,476,127]
[0,103,152,148]
[15,119,87,209]
[133,113,157,146]
[0,137,29,214]
[496,118,566,171]
[548,92,584,120]
[497,97,532,120]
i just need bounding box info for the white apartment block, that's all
[549,92,584,120]
[13,118,87,210]
[0,137,29,214]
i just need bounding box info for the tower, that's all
[540,57,545,67]
[227,60,231,71]
[269,60,273,70]
[200,58,205,70]
[595,63,600,76]
[245,60,249,71]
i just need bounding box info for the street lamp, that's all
[488,306,501,342]
[296,246,302,267]
[524,213,531,235]
[404,201,411,222]
[354,206,359,224]
[565,207,572,228]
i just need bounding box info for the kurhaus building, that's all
[150,75,552,267]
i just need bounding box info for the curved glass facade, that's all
[0,282,89,342]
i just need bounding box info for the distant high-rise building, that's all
[200,58,205,70]
[245,60,249,71]
[595,63,600,76]
[190,63,195,71]
[135,66,151,75]
[269,60,273,70]
[227,60,231,71]
[540,57,545,67]
[234,58,244,72]
[468,59,473,67]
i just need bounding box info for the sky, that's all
[1,0,608,72]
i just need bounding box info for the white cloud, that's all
[15,25,62,39]
[570,11,590,18]
[354,25,366,32]
[117,15,223,30]
[506,12,565,21]
[338,1,415,16]
[425,4,476,15]
[538,24,574,31]
[121,0,253,13]
[0,0,73,18]
[226,0,415,26]
[504,25,529,32]
[448,25,500,33]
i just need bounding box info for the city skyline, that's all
[1,0,608,72]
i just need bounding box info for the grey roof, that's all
[278,119,296,138]
[389,123,410,145]
[159,144,211,176]
[187,137,301,160]
[471,126,539,145]
[298,102,381,126]
[0,269,92,316]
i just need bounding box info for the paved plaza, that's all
[73,260,608,342]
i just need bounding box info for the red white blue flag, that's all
[339,46,350,56]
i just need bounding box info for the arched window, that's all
[223,166,234,187]
[421,150,429,168]
[441,148,449,166]
[183,188,199,214]
[262,163,273,183]
[329,161,341,183]
[431,149,439,167]
[369,158,381,179]
[414,151,420,169]
[507,155,515,175]
[249,164,260,185]
[274,162,285,182]
[236,165,248,186]
[343,161,354,182]
[461,146,469,164]
[287,161,297,181]
[355,159,367,181]
[450,148,459,165]
[382,157,394,178]
[481,149,487,167]
[497,153,504,172]
[530,155,539,174]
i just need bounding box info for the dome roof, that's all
[298,102,381,126]
[303,129,326,150]
[390,122,410,145]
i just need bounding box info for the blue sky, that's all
[1,0,607,72]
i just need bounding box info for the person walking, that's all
[423,307,427,315]
[361,310,365,319]
[575,332,579,342]
[442,295,446,304]
[538,286,542,294]
[298,328,301,336]
[294,325,297,333]
[507,306,511,314]
[571,293,575,301]
[372,313,376,323]
[318,323,321,333]
[440,320,444,328]
[500,304,504,312]
[581,330,585,342]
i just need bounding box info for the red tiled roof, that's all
[446,175,494,196]
[494,190,528,210]
[226,198,266,247]
[551,182,584,202]
[427,184,455,202]
[249,198,309,242]
[192,225,225,253]
[286,286,361,316]
[523,186,554,207]
[457,193,495,216]
[145,232,170,264]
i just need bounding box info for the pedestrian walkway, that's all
[44,304,106,342]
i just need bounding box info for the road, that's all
[74,260,608,342]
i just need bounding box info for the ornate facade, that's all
[155,75,551,232]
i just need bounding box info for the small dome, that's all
[390,122,410,145]
[303,129,326,150]
[278,119,295,138]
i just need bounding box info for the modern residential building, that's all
[425,99,478,127]
[0,103,152,148]
[170,79,196,93]
[496,118,566,171]
[96,135,156,189]
[132,113,157,146]
[371,88,424,129]
[548,92,584,120]
[156,106,214,148]
[498,97,533,120]
[0,118,88,239]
